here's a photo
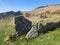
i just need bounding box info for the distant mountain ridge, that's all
[0,11,22,19]
[0,4,60,22]
[35,4,60,9]
[25,4,60,22]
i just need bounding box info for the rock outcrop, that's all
[25,23,44,40]
[26,23,38,40]
[25,21,60,40]
[15,16,32,37]
[44,22,59,33]
[15,16,60,40]
[57,21,60,27]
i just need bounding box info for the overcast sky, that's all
[0,0,60,12]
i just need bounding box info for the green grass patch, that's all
[0,25,60,45]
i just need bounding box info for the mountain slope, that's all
[0,4,60,26]
[0,11,22,19]
[24,4,60,22]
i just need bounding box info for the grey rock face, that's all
[15,15,60,40]
[25,23,45,40]
[37,23,44,33]
[26,23,39,40]
[42,22,60,33]
[15,16,32,37]
[57,21,60,27]
[44,22,57,31]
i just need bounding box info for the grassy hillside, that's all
[24,4,60,22]
[0,16,15,27]
[0,4,60,45]
[0,18,60,45]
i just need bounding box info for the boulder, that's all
[44,22,57,31]
[15,16,32,37]
[57,21,60,27]
[26,23,39,40]
[37,23,44,33]
[38,21,60,34]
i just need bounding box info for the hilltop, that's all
[23,4,60,22]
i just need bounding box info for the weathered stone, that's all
[25,23,46,40]
[15,16,32,37]
[44,22,57,31]
[15,16,60,40]
[37,23,44,33]
[57,21,60,27]
[25,23,39,40]
[39,21,60,33]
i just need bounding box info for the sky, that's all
[0,0,60,12]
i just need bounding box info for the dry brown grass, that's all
[0,16,15,27]
[23,5,60,22]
